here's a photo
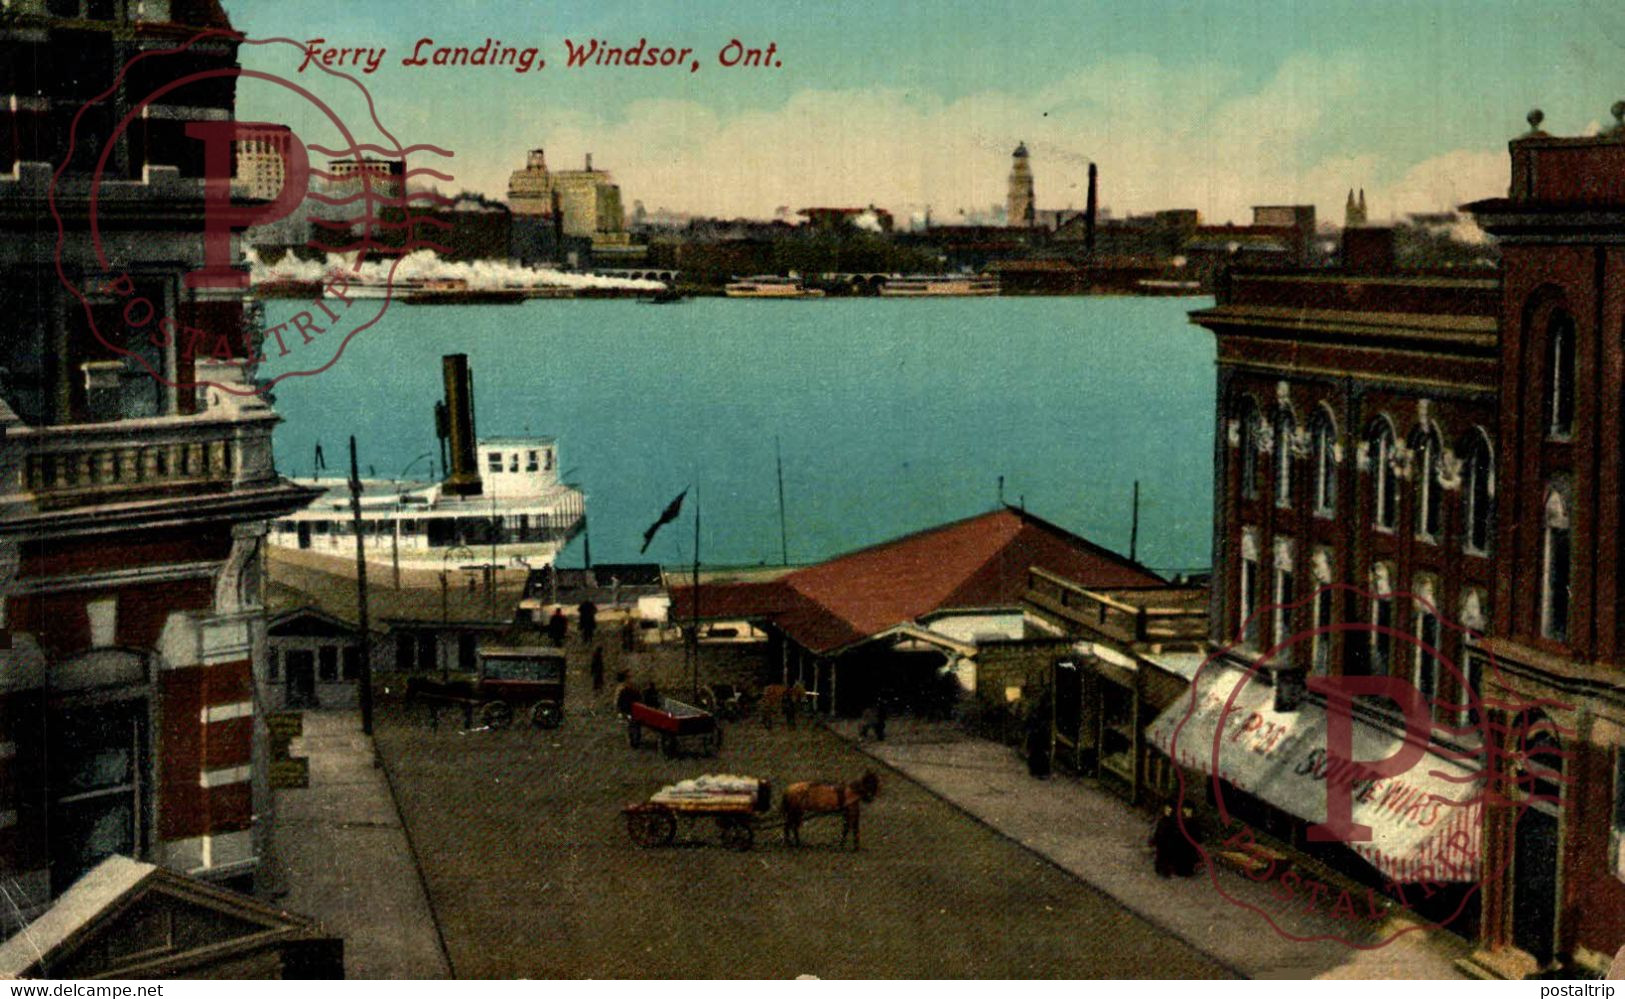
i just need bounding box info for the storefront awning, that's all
[1146,662,1483,884]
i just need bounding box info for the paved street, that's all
[370,642,1235,979]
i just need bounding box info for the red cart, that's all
[627,697,723,757]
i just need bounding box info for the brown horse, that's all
[782,772,880,849]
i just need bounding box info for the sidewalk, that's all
[261,711,451,979]
[831,717,1472,980]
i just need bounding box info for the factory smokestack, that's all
[1085,162,1098,253]
[441,353,483,497]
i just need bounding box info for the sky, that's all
[221,0,1625,227]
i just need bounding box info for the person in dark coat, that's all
[620,614,637,651]
[590,646,605,692]
[577,600,598,645]
[1150,804,1201,877]
[546,607,568,646]
[614,672,638,717]
[641,679,661,710]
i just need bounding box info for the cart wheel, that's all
[480,700,513,729]
[719,816,753,852]
[627,808,676,848]
[660,733,678,758]
[627,722,643,748]
[531,702,563,729]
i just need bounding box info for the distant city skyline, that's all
[226,0,1625,227]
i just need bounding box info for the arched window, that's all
[1456,588,1488,726]
[1462,430,1495,555]
[1239,528,1261,650]
[1541,487,1571,642]
[1547,312,1576,438]
[1310,548,1335,675]
[1311,406,1338,517]
[1275,409,1296,508]
[1368,418,1399,530]
[1516,710,1565,808]
[1236,398,1261,501]
[1413,576,1441,705]
[1412,427,1443,542]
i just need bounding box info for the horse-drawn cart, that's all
[627,697,722,757]
[623,775,773,851]
[406,646,566,730]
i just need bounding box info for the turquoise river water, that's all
[261,296,1217,575]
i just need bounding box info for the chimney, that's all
[440,353,483,496]
[585,152,593,172]
[1342,226,1397,273]
[527,148,546,171]
[1085,162,1098,253]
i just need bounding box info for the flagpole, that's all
[691,487,701,701]
[775,436,789,566]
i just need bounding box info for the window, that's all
[1547,312,1576,439]
[1369,420,1399,530]
[1239,529,1261,650]
[1463,430,1494,555]
[1272,538,1295,655]
[1237,399,1261,501]
[1517,712,1565,807]
[1363,564,1395,677]
[1413,429,1442,541]
[487,452,502,473]
[509,453,519,473]
[1414,602,1441,705]
[342,646,360,682]
[417,632,438,671]
[1311,407,1338,517]
[1541,487,1571,642]
[1457,589,1488,727]
[269,648,281,682]
[395,633,413,671]
[545,449,554,471]
[1311,548,1335,676]
[318,645,338,682]
[1275,410,1295,509]
[526,450,539,472]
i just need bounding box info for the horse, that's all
[781,771,880,849]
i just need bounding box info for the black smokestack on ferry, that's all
[441,353,483,497]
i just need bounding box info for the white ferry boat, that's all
[879,274,1000,297]
[724,276,826,298]
[268,356,585,571]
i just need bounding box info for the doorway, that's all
[1512,806,1560,964]
[48,700,147,895]
[285,649,317,708]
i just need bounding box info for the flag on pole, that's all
[640,488,688,553]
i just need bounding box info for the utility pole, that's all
[1130,480,1141,563]
[691,489,701,701]
[775,436,789,566]
[347,437,374,735]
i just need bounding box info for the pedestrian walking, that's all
[590,646,605,692]
[577,599,598,645]
[547,607,568,646]
[641,678,661,710]
[873,696,888,742]
[1149,804,1200,877]
[783,682,801,729]
[620,614,637,651]
[858,697,889,741]
[614,671,638,717]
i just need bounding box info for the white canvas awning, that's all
[1146,662,1483,884]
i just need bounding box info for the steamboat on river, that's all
[267,355,585,571]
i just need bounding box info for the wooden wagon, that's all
[627,697,722,757]
[623,776,773,851]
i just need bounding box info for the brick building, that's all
[0,0,315,914]
[1181,106,1625,975]
[1461,106,1625,978]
